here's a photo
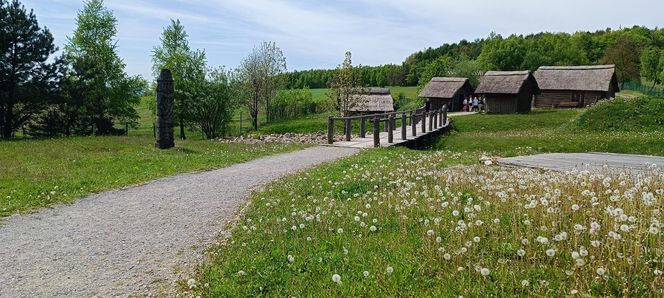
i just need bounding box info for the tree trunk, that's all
[252,111,258,130]
[179,114,186,140]
[2,104,13,139]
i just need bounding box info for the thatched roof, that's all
[349,87,394,112]
[419,77,471,98]
[534,65,618,92]
[475,71,535,94]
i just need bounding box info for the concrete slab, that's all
[497,152,664,173]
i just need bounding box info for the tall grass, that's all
[194,149,663,297]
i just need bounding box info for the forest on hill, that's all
[283,26,664,89]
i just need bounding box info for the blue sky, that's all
[22,0,663,80]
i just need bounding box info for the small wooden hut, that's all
[475,71,539,114]
[534,65,619,108]
[419,77,474,111]
[348,87,395,115]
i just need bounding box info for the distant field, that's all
[309,86,420,102]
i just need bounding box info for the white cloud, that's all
[18,0,664,78]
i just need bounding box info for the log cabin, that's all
[419,77,474,112]
[475,71,539,114]
[533,65,619,108]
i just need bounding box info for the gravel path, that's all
[0,146,359,297]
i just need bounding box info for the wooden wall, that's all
[485,94,518,114]
[535,90,608,108]
[485,90,534,114]
[428,98,453,111]
[427,84,473,112]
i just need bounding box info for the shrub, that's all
[268,88,332,122]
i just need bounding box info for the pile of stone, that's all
[218,133,346,145]
[480,155,499,165]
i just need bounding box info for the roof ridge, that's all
[484,70,531,76]
[431,77,468,82]
[538,65,615,70]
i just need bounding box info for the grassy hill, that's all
[572,97,664,132]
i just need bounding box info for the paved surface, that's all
[498,152,664,173]
[0,146,359,297]
[329,112,476,149]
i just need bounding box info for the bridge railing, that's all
[327,105,448,147]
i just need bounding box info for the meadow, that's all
[195,149,663,296]
[0,137,305,218]
[0,97,307,218]
[437,98,664,157]
[193,96,664,297]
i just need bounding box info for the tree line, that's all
[0,0,290,140]
[0,0,146,139]
[4,0,664,140]
[284,26,664,89]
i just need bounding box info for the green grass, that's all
[0,97,307,218]
[257,113,329,135]
[309,87,420,103]
[193,97,664,297]
[573,97,664,132]
[252,86,422,135]
[0,136,305,218]
[194,146,662,297]
[436,108,664,157]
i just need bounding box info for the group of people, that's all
[462,95,485,112]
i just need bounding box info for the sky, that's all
[21,0,663,80]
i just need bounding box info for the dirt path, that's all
[0,146,359,297]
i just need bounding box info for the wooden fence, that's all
[327,105,448,148]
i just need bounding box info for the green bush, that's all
[269,88,334,122]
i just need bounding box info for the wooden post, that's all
[327,116,334,144]
[360,117,366,138]
[443,105,448,126]
[439,107,444,125]
[421,110,426,133]
[433,110,438,129]
[387,115,394,143]
[428,111,434,131]
[373,116,380,148]
[345,118,351,142]
[411,112,417,137]
[155,69,175,149]
[401,113,407,140]
[384,118,389,132]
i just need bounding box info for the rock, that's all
[218,133,348,145]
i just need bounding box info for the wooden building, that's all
[475,71,539,114]
[534,65,619,108]
[348,87,395,115]
[419,77,474,111]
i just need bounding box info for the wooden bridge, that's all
[326,105,450,148]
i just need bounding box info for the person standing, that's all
[472,96,479,112]
[462,97,468,112]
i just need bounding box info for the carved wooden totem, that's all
[155,69,175,149]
